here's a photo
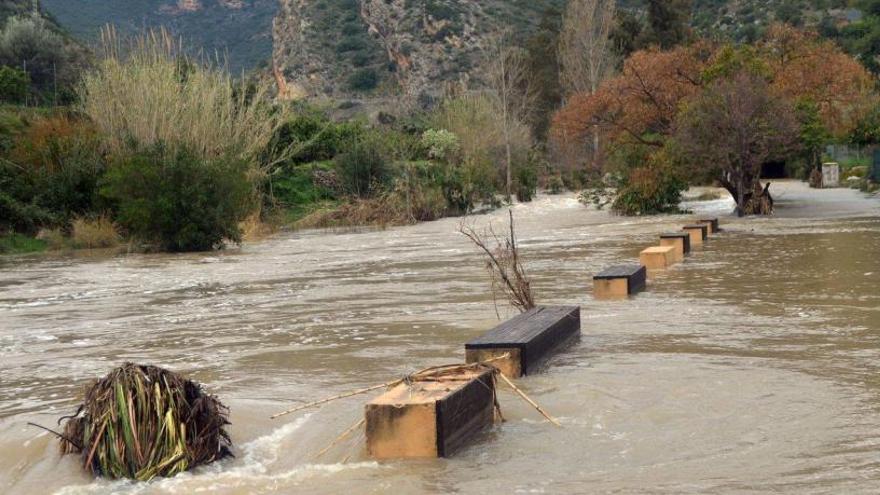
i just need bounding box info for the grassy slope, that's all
[40,0,277,72]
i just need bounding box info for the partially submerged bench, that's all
[660,232,690,260]
[465,306,580,378]
[365,365,496,459]
[640,245,678,269]
[593,265,647,299]
[682,224,708,246]
[698,218,720,233]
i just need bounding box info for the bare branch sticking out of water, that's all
[460,209,536,315]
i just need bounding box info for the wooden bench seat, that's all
[465,306,580,378]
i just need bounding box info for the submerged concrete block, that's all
[697,218,719,234]
[365,366,496,459]
[593,265,647,299]
[682,224,708,246]
[640,245,678,269]
[660,232,691,260]
[465,306,580,378]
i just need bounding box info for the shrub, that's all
[10,114,106,226]
[102,145,254,252]
[611,165,686,215]
[270,109,366,164]
[0,65,28,103]
[421,128,460,162]
[347,68,379,91]
[333,138,390,198]
[514,161,538,203]
[71,215,119,249]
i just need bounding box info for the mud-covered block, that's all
[365,367,496,459]
[682,224,708,246]
[640,246,678,269]
[465,306,580,378]
[660,232,690,260]
[698,218,719,234]
[593,264,647,299]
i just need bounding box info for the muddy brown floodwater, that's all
[2,181,880,494]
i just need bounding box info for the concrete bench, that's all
[640,245,678,269]
[593,264,647,299]
[682,224,708,246]
[365,365,496,459]
[660,232,691,260]
[465,306,580,378]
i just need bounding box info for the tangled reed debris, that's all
[58,363,231,481]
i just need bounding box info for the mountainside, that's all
[272,0,566,102]
[39,0,276,72]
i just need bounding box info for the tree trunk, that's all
[721,175,773,216]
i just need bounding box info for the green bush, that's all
[0,65,28,103]
[10,114,106,227]
[101,145,254,252]
[611,165,686,216]
[347,68,379,91]
[514,161,538,203]
[333,138,390,198]
[270,109,366,164]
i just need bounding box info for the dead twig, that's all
[460,209,535,314]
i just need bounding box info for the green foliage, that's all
[347,68,379,91]
[101,145,254,252]
[0,14,82,104]
[611,164,687,215]
[333,137,390,198]
[849,102,880,145]
[271,109,367,164]
[0,65,28,103]
[701,45,770,83]
[514,158,538,203]
[0,232,47,254]
[421,128,459,161]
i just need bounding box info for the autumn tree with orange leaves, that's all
[551,24,877,216]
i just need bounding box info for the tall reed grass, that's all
[78,27,291,171]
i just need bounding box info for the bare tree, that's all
[460,210,535,314]
[558,0,617,165]
[558,0,618,97]
[486,33,535,202]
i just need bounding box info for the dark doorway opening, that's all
[761,161,788,179]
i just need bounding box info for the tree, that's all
[486,33,535,202]
[0,64,28,103]
[0,14,81,104]
[762,24,875,138]
[524,7,563,142]
[559,0,617,97]
[641,0,692,49]
[552,43,708,148]
[675,73,799,216]
[558,0,617,165]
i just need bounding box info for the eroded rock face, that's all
[271,0,560,102]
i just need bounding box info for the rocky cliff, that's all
[272,0,564,102]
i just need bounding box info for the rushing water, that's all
[1,181,880,494]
